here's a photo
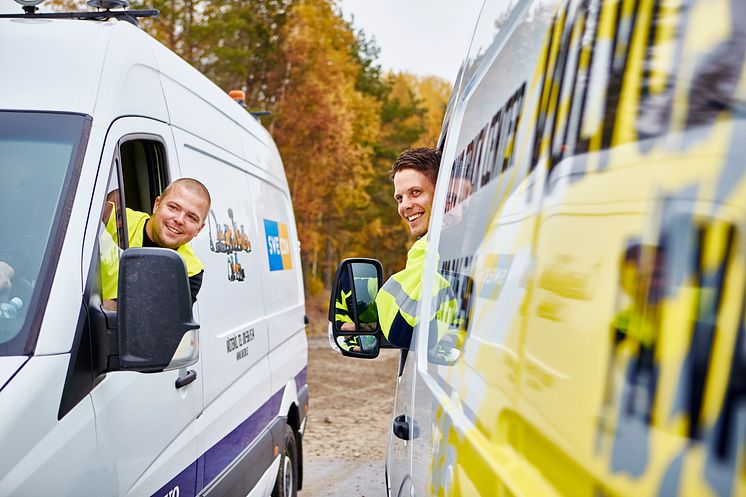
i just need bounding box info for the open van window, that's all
[120,138,169,214]
[0,111,90,356]
[96,136,170,311]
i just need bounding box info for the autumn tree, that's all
[190,0,294,111]
[272,0,380,290]
[410,75,451,148]
[129,0,203,62]
[361,72,450,276]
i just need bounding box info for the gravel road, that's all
[299,337,399,497]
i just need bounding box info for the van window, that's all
[461,0,517,96]
[96,137,169,310]
[97,161,126,309]
[0,111,90,356]
[120,138,168,214]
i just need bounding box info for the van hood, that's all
[0,357,28,392]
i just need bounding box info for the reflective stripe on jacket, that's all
[375,237,458,348]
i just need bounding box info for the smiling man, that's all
[101,178,211,308]
[375,148,441,348]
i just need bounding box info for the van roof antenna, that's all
[88,0,129,9]
[1,0,159,27]
[14,0,45,15]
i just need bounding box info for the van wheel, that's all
[272,424,298,497]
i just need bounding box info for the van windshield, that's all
[0,111,90,356]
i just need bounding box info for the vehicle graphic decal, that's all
[207,208,251,282]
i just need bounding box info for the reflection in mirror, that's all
[333,264,355,331]
[336,334,379,358]
[350,262,379,324]
[334,262,380,333]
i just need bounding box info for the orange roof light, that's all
[229,90,246,108]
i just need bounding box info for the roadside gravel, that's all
[299,337,399,497]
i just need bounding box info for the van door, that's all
[251,177,306,398]
[172,128,275,494]
[87,118,202,497]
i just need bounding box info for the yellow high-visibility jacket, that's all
[375,237,458,348]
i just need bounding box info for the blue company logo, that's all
[263,219,292,271]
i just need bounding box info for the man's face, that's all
[150,184,209,249]
[394,168,435,238]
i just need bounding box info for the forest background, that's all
[50,0,452,332]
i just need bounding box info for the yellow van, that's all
[329,0,746,495]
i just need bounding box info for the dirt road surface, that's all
[299,337,400,497]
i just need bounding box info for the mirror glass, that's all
[334,262,380,333]
[350,262,379,329]
[335,334,379,357]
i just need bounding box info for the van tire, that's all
[272,424,298,497]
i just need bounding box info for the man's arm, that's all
[189,270,204,304]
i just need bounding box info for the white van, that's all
[329,0,746,495]
[0,4,307,497]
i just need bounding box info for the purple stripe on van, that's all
[148,387,283,497]
[295,367,307,392]
[150,367,308,497]
[201,387,284,487]
[151,460,198,497]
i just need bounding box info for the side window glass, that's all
[427,260,474,366]
[96,137,168,311]
[98,160,126,310]
[461,0,515,92]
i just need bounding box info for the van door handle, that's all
[175,369,197,389]
[393,415,419,440]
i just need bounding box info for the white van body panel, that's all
[0,20,107,114]
[0,20,169,123]
[270,326,307,397]
[92,368,202,497]
[0,355,97,496]
[0,357,25,389]
[152,39,261,160]
[94,23,169,124]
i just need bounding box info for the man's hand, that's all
[0,261,15,293]
[340,322,378,332]
[103,299,118,311]
[359,322,377,331]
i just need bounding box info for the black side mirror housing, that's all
[117,248,199,372]
[329,258,384,359]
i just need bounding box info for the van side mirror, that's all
[118,248,199,372]
[328,258,383,359]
